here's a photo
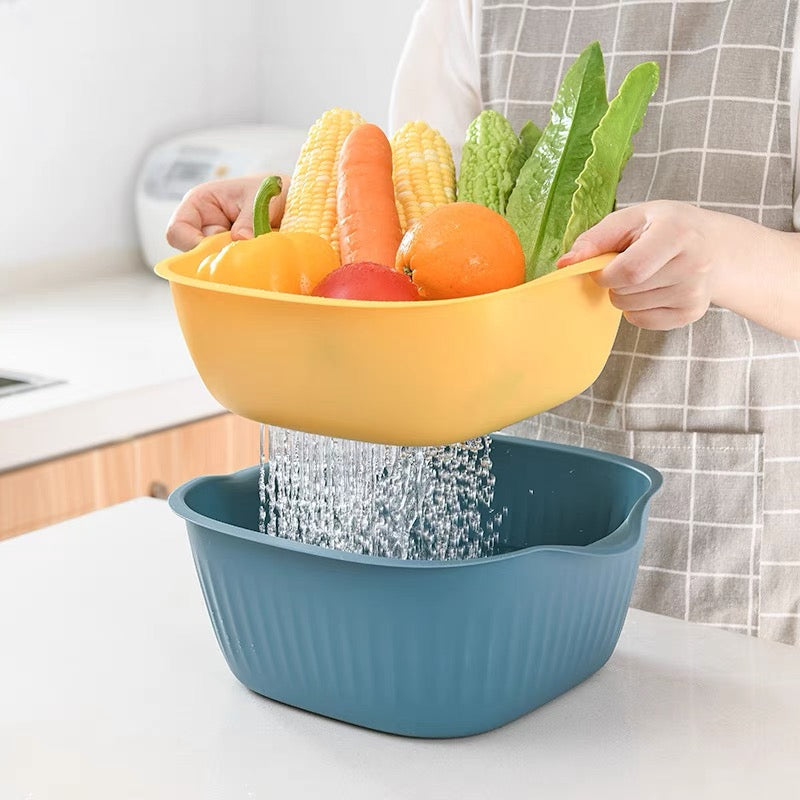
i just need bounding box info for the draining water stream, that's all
[259,425,505,560]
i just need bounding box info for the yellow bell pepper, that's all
[163,177,339,294]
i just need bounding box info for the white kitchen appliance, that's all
[135,124,308,267]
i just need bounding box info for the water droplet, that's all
[261,428,502,560]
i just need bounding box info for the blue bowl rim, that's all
[168,432,663,569]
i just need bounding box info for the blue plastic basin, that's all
[169,433,661,738]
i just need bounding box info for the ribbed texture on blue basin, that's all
[171,434,661,738]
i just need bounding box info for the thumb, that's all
[556,206,646,267]
[231,210,254,241]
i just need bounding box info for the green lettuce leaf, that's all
[506,120,542,196]
[457,110,523,213]
[562,61,659,252]
[518,120,543,161]
[505,42,608,280]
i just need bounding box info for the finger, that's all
[166,220,204,251]
[624,306,704,331]
[556,205,649,267]
[195,195,237,229]
[593,220,683,290]
[231,211,254,241]
[611,284,689,312]
[166,195,203,250]
[611,251,697,295]
[166,191,231,251]
[201,224,229,236]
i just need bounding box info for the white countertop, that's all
[2,500,799,799]
[0,271,223,471]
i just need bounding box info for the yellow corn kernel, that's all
[390,121,456,232]
[280,107,365,255]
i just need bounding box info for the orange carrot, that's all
[337,123,402,267]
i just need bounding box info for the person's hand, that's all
[557,200,725,330]
[166,173,289,252]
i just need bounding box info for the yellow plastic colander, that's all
[154,252,619,446]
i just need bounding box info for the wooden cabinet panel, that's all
[0,414,263,540]
[94,442,137,507]
[134,414,231,498]
[0,450,99,539]
[133,414,260,497]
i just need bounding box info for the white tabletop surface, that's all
[0,271,222,471]
[2,499,799,799]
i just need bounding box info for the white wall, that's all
[0,0,421,293]
[0,0,265,292]
[260,0,421,129]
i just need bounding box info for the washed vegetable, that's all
[458,110,537,214]
[506,42,608,281]
[168,231,233,276]
[194,234,337,294]
[396,202,524,300]
[505,121,542,209]
[516,120,542,164]
[337,124,403,267]
[252,175,283,238]
[281,107,365,257]
[313,261,420,301]
[167,176,339,293]
[562,61,659,252]
[390,120,456,233]
[162,40,656,305]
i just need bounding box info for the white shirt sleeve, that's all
[388,0,483,167]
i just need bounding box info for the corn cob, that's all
[390,121,456,232]
[280,107,365,255]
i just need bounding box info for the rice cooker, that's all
[135,124,308,267]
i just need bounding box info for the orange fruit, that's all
[395,202,525,300]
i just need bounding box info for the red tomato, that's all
[311,262,421,301]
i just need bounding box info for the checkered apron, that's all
[481,0,800,644]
